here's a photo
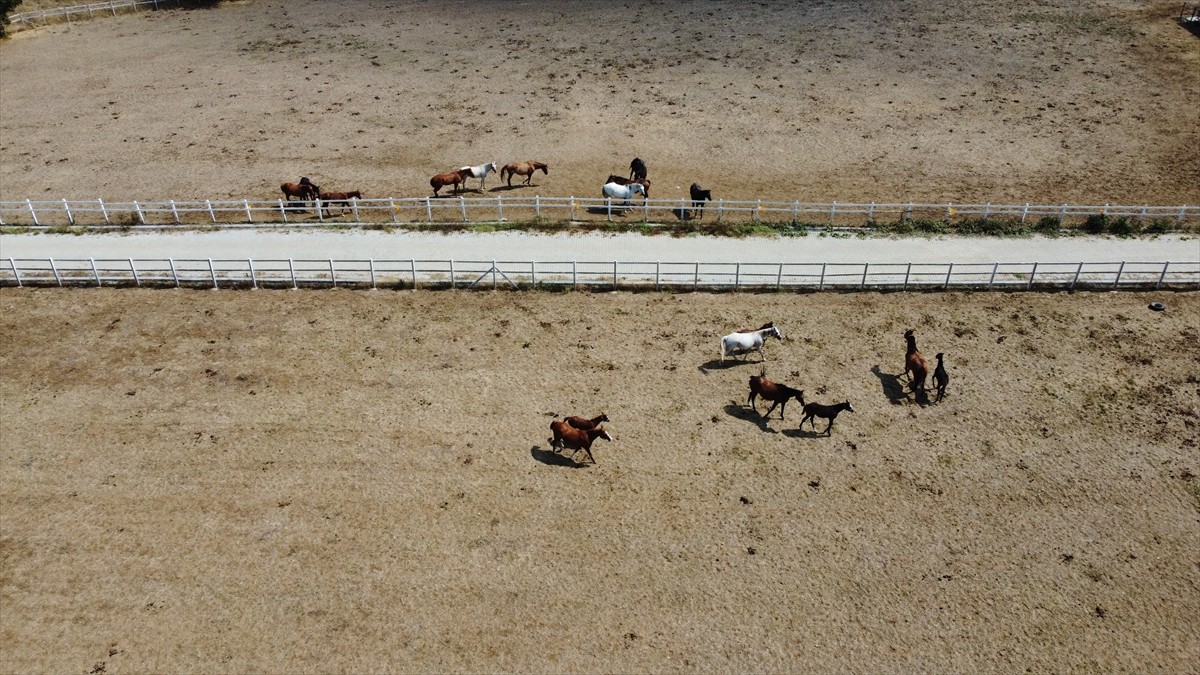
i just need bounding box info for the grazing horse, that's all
[602,181,646,205]
[720,325,783,363]
[459,161,498,190]
[903,329,928,395]
[605,175,651,198]
[932,352,949,402]
[317,190,362,216]
[281,180,319,204]
[629,157,647,181]
[747,367,805,420]
[500,161,548,186]
[800,400,855,435]
[430,169,469,196]
[549,420,612,464]
[565,413,609,431]
[689,182,713,218]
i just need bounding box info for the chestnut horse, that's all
[903,329,928,394]
[430,169,469,196]
[500,161,548,186]
[317,190,362,216]
[281,179,318,204]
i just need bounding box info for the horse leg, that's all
[747,391,757,412]
[825,419,834,435]
[583,446,596,464]
[765,400,780,419]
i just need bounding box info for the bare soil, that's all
[2,2,1199,673]
[1,0,1198,206]
[2,287,1199,673]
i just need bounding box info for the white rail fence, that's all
[3,258,1197,292]
[1,197,1196,230]
[6,0,184,30]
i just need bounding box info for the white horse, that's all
[602,181,646,205]
[459,162,498,190]
[720,325,783,362]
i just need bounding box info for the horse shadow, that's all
[586,205,635,216]
[697,358,754,374]
[490,185,528,193]
[530,445,589,468]
[871,365,928,406]
[723,401,777,433]
[782,425,828,439]
[672,208,700,221]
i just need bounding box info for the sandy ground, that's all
[2,288,1199,673]
[1,0,1199,207]
[2,2,1200,673]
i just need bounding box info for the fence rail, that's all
[1,197,1196,231]
[6,0,184,30]
[3,258,1197,292]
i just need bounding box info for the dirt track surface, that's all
[1,0,1199,207]
[2,288,1199,672]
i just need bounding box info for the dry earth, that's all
[2,288,1199,673]
[1,0,1198,206]
[2,2,1200,673]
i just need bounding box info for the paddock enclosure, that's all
[2,288,1198,672]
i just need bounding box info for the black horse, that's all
[689,182,713,218]
[629,157,647,181]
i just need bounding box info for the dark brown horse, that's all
[690,182,713,218]
[430,169,469,197]
[629,157,647,181]
[903,329,928,395]
[500,161,548,186]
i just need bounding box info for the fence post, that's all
[754,200,762,223]
[818,262,826,290]
[792,202,799,225]
[289,258,297,289]
[129,258,140,286]
[243,200,253,223]
[208,259,218,289]
[902,262,911,291]
[944,262,953,289]
[734,262,741,291]
[248,258,257,289]
[536,195,542,219]
[460,197,468,223]
[62,199,74,226]
[1156,262,1168,289]
[368,259,376,289]
[694,262,699,289]
[389,199,398,223]
[613,261,618,290]
[905,202,913,222]
[1028,262,1037,290]
[450,260,456,288]
[497,195,504,223]
[316,199,325,223]
[425,197,433,223]
[1059,204,1067,226]
[868,202,876,226]
[861,263,869,288]
[643,197,649,222]
[168,258,179,287]
[606,197,613,222]
[982,203,991,221]
[655,261,661,290]
[134,201,145,225]
[1070,262,1082,290]
[99,198,110,225]
[412,259,418,289]
[206,200,216,223]
[531,261,537,289]
[1112,260,1125,289]
[26,199,39,227]
[1177,205,1187,229]
[572,260,577,290]
[777,262,783,290]
[50,258,62,287]
[988,262,998,290]
[351,198,360,222]
[829,202,836,227]
[9,258,20,287]
[329,259,336,288]
[170,200,180,224]
[90,258,100,287]
[1021,203,1029,224]
[716,199,724,223]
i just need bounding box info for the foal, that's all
[799,400,855,436]
[933,353,949,402]
[564,413,609,430]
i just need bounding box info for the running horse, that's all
[499,160,548,187]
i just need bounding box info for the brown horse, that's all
[430,169,469,197]
[499,161,548,187]
[281,180,318,204]
[903,329,928,395]
[604,174,651,199]
[317,190,362,216]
